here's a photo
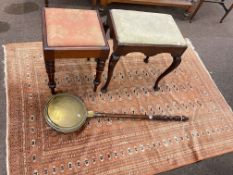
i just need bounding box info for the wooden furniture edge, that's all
[100,0,193,9]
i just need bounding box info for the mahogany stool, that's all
[101,9,187,93]
[42,8,109,94]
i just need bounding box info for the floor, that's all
[0,0,232,174]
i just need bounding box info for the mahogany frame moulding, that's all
[101,11,187,92]
[99,0,193,9]
[42,9,110,94]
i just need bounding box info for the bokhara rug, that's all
[5,40,233,175]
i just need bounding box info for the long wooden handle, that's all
[93,112,189,122]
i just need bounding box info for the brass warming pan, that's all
[44,93,188,133]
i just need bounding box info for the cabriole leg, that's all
[153,55,181,91]
[101,53,120,93]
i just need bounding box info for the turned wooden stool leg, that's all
[154,55,181,91]
[144,56,150,63]
[94,58,106,92]
[101,53,120,93]
[45,59,56,94]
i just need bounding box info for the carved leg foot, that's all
[144,56,149,63]
[45,59,56,94]
[153,55,181,91]
[94,58,106,92]
[101,53,120,93]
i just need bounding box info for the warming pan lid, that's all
[44,93,88,133]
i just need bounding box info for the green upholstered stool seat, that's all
[111,9,187,46]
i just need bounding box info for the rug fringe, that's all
[3,44,10,175]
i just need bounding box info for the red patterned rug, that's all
[5,40,233,175]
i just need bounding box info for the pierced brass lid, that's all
[44,93,88,133]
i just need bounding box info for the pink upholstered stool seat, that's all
[42,8,109,94]
[45,8,106,47]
